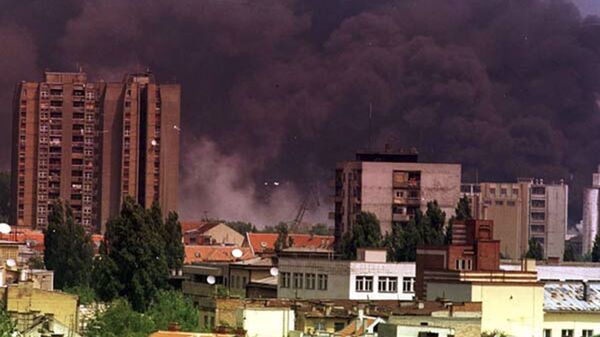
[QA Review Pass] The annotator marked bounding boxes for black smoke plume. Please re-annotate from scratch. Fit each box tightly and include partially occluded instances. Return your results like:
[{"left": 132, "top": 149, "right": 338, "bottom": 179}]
[{"left": 1, "top": 0, "right": 599, "bottom": 224}]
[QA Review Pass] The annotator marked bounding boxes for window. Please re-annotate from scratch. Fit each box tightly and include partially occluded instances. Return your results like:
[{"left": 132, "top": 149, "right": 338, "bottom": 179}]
[
  {"left": 378, "top": 276, "right": 398, "bottom": 293},
  {"left": 507, "top": 201, "right": 516, "bottom": 206},
  {"left": 489, "top": 188, "right": 496, "bottom": 195},
  {"left": 561, "top": 329, "right": 573, "bottom": 337},
  {"left": 532, "top": 199, "right": 545, "bottom": 208},
  {"left": 500, "top": 188, "right": 507, "bottom": 195},
  {"left": 334, "top": 322, "right": 345, "bottom": 331},
  {"left": 318, "top": 274, "right": 328, "bottom": 290},
  {"left": 293, "top": 272, "right": 303, "bottom": 289},
  {"left": 305, "top": 273, "right": 316, "bottom": 290},
  {"left": 280, "top": 272, "right": 290, "bottom": 288},
  {"left": 543, "top": 331, "right": 551, "bottom": 337},
  {"left": 582, "top": 330, "right": 593, "bottom": 337},
  {"left": 495, "top": 200, "right": 504, "bottom": 206},
  {"left": 356, "top": 276, "right": 373, "bottom": 292},
  {"left": 402, "top": 277, "right": 415, "bottom": 293},
  {"left": 532, "top": 186, "right": 546, "bottom": 195},
  {"left": 531, "top": 212, "right": 545, "bottom": 220}
]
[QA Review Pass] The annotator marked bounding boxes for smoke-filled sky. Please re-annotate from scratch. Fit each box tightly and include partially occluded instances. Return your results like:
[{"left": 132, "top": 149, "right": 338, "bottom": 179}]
[{"left": 1, "top": 0, "right": 600, "bottom": 226}]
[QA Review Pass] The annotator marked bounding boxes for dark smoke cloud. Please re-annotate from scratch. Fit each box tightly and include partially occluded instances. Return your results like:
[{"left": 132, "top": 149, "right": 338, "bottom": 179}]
[{"left": 1, "top": 0, "right": 600, "bottom": 225}]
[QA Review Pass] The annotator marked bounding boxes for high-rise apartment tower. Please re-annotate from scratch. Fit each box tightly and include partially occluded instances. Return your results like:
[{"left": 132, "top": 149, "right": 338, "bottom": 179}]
[{"left": 11, "top": 71, "right": 180, "bottom": 233}]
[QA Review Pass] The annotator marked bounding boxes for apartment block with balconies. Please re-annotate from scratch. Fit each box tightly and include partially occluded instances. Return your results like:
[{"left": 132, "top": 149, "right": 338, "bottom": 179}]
[{"left": 333, "top": 151, "right": 461, "bottom": 240}]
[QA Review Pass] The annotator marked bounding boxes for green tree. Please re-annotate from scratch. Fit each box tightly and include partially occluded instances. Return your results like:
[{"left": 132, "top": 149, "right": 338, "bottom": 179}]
[
  {"left": 0, "top": 172, "right": 9, "bottom": 222},
  {"left": 446, "top": 196, "right": 472, "bottom": 244},
  {"left": 44, "top": 201, "right": 94, "bottom": 289},
  {"left": 526, "top": 238, "right": 544, "bottom": 260},
  {"left": 28, "top": 253, "right": 45, "bottom": 269},
  {"left": 147, "top": 290, "right": 200, "bottom": 332},
  {"left": 339, "top": 212, "right": 382, "bottom": 260},
  {"left": 64, "top": 285, "right": 96, "bottom": 305},
  {"left": 86, "top": 300, "right": 155, "bottom": 337},
  {"left": 0, "top": 307, "right": 15, "bottom": 337},
  {"left": 386, "top": 201, "right": 447, "bottom": 262},
  {"left": 95, "top": 197, "right": 170, "bottom": 311},
  {"left": 226, "top": 221, "right": 257, "bottom": 236},
  {"left": 592, "top": 234, "right": 600, "bottom": 262},
  {"left": 162, "top": 210, "right": 185, "bottom": 272},
  {"left": 92, "top": 242, "right": 122, "bottom": 302},
  {"left": 563, "top": 241, "right": 577, "bottom": 262}
]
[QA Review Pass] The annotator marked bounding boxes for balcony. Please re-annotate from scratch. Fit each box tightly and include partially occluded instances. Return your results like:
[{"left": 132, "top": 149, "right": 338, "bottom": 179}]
[
  {"left": 392, "top": 180, "right": 420, "bottom": 189},
  {"left": 393, "top": 196, "right": 420, "bottom": 206}
]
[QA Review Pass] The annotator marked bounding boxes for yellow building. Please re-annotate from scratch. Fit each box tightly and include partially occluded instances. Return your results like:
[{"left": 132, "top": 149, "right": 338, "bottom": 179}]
[
  {"left": 5, "top": 282, "right": 79, "bottom": 333},
  {"left": 543, "top": 282, "right": 600, "bottom": 337},
  {"left": 425, "top": 261, "right": 544, "bottom": 337}
]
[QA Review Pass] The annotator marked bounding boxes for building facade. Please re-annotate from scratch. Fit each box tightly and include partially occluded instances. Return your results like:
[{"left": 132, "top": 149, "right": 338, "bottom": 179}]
[
  {"left": 462, "top": 178, "right": 568, "bottom": 260},
  {"left": 11, "top": 71, "right": 180, "bottom": 233},
  {"left": 277, "top": 249, "right": 416, "bottom": 301},
  {"left": 334, "top": 151, "right": 461, "bottom": 240}
]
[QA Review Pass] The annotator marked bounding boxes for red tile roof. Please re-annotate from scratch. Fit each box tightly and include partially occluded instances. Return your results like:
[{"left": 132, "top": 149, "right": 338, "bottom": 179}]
[
  {"left": 0, "top": 230, "right": 103, "bottom": 253},
  {"left": 244, "top": 233, "right": 334, "bottom": 255},
  {"left": 184, "top": 245, "right": 254, "bottom": 264}
]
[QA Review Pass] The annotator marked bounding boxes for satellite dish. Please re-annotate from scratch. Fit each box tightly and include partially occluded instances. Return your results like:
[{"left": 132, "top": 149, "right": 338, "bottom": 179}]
[
  {"left": 151, "top": 139, "right": 158, "bottom": 147},
  {"left": 206, "top": 275, "right": 216, "bottom": 285},
  {"left": 0, "top": 223, "right": 11, "bottom": 235},
  {"left": 270, "top": 267, "right": 279, "bottom": 277},
  {"left": 232, "top": 248, "right": 243, "bottom": 258},
  {"left": 6, "top": 259, "right": 16, "bottom": 268}
]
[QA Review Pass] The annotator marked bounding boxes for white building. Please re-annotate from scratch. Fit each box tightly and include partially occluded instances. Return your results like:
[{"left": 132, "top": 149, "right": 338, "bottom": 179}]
[
  {"left": 582, "top": 165, "right": 600, "bottom": 254},
  {"left": 278, "top": 249, "right": 416, "bottom": 301}
]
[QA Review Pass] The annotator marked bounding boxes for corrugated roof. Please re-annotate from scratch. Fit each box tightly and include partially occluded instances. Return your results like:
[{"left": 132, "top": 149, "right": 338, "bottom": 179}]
[{"left": 544, "top": 282, "right": 600, "bottom": 312}]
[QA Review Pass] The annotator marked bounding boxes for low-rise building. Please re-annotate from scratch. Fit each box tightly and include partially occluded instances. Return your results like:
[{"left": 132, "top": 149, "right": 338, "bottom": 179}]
[
  {"left": 278, "top": 249, "right": 415, "bottom": 301},
  {"left": 181, "top": 222, "right": 244, "bottom": 246},
  {"left": 378, "top": 323, "right": 455, "bottom": 337},
  {"left": 184, "top": 245, "right": 254, "bottom": 265},
  {"left": 4, "top": 282, "right": 79, "bottom": 333},
  {"left": 543, "top": 282, "right": 600, "bottom": 337}
]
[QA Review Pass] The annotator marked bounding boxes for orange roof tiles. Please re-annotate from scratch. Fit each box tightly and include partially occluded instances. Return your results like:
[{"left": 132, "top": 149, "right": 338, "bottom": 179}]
[
  {"left": 0, "top": 230, "right": 103, "bottom": 253},
  {"left": 184, "top": 245, "right": 254, "bottom": 264},
  {"left": 244, "top": 232, "right": 334, "bottom": 255}
]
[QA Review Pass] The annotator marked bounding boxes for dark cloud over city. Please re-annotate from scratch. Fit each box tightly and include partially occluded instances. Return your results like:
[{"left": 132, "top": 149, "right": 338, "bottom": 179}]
[{"left": 1, "top": 0, "right": 600, "bottom": 225}]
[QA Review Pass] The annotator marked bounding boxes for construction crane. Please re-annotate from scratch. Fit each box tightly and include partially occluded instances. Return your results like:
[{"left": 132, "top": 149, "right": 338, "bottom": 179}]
[{"left": 290, "top": 183, "right": 320, "bottom": 233}]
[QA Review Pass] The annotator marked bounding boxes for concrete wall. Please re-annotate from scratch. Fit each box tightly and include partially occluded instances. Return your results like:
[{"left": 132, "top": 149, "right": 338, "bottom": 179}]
[
  {"left": 278, "top": 257, "right": 349, "bottom": 300},
  {"left": 543, "top": 312, "right": 600, "bottom": 337},
  {"left": 243, "top": 308, "right": 295, "bottom": 337},
  {"left": 478, "top": 182, "right": 529, "bottom": 259},
  {"left": 473, "top": 284, "right": 544, "bottom": 337},
  {"left": 360, "top": 162, "right": 461, "bottom": 234},
  {"left": 545, "top": 184, "right": 568, "bottom": 260},
  {"left": 387, "top": 316, "right": 481, "bottom": 337},
  {"left": 6, "top": 285, "right": 79, "bottom": 332},
  {"left": 349, "top": 262, "right": 415, "bottom": 300},
  {"left": 378, "top": 323, "right": 455, "bottom": 337}
]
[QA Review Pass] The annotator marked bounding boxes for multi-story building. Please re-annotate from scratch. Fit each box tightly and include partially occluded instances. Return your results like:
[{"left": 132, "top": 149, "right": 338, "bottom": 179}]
[
  {"left": 277, "top": 248, "right": 416, "bottom": 301},
  {"left": 582, "top": 165, "right": 600, "bottom": 254},
  {"left": 10, "top": 71, "right": 180, "bottom": 233},
  {"left": 462, "top": 178, "right": 568, "bottom": 260},
  {"left": 333, "top": 151, "right": 461, "bottom": 240}
]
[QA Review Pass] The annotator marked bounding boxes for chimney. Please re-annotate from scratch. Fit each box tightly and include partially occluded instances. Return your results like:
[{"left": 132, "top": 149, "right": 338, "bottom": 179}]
[
  {"left": 583, "top": 281, "right": 590, "bottom": 302},
  {"left": 168, "top": 322, "right": 181, "bottom": 332}
]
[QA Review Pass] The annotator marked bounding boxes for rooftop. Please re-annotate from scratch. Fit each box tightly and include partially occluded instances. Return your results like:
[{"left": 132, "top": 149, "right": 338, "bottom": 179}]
[
  {"left": 184, "top": 245, "right": 253, "bottom": 264},
  {"left": 245, "top": 232, "right": 334, "bottom": 255},
  {"left": 544, "top": 282, "right": 600, "bottom": 312}
]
